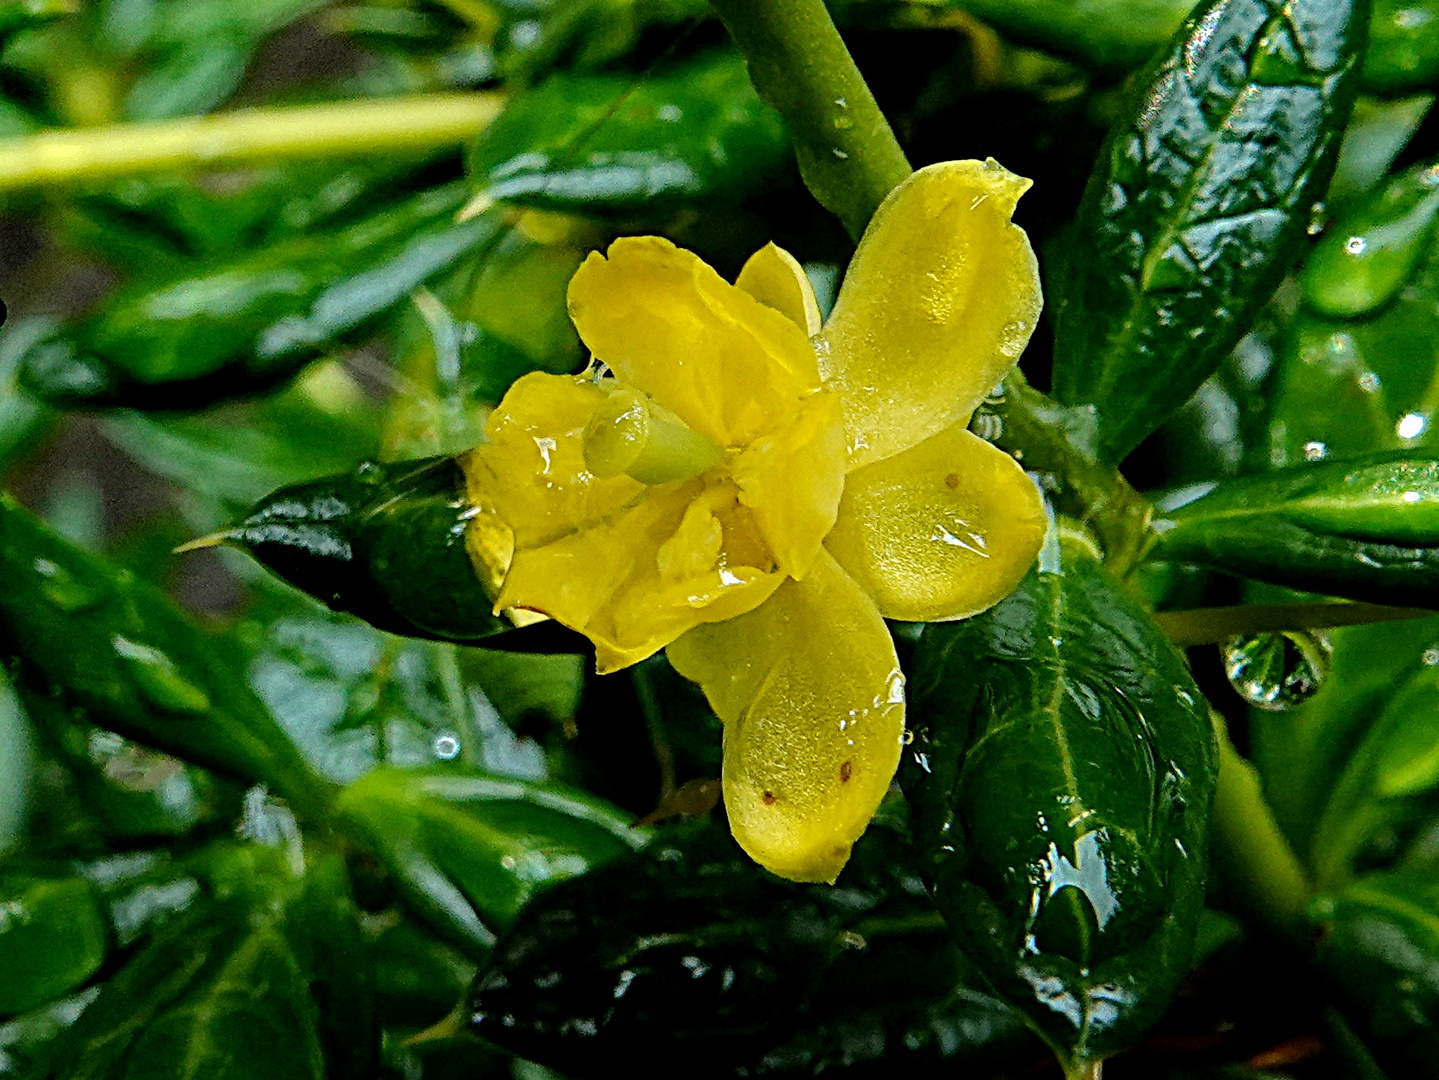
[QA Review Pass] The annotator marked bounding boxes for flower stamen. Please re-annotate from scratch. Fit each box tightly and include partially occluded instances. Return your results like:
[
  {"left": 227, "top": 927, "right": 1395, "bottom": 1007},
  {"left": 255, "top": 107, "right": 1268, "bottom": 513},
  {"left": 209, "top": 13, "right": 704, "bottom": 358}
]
[{"left": 582, "top": 387, "right": 726, "bottom": 485}]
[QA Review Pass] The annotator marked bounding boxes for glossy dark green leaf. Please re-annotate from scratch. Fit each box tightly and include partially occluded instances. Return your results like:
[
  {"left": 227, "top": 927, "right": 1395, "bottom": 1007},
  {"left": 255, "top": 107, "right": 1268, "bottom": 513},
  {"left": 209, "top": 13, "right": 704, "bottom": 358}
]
[
  {"left": 1313, "top": 869, "right": 1439, "bottom": 1076},
  {"left": 336, "top": 765, "right": 645, "bottom": 955},
  {"left": 17, "top": 183, "right": 503, "bottom": 410},
  {"left": 222, "top": 456, "right": 514, "bottom": 645},
  {"left": 1152, "top": 453, "right": 1439, "bottom": 606},
  {"left": 0, "top": 875, "right": 108, "bottom": 1015},
  {"left": 465, "top": 817, "right": 1038, "bottom": 1078},
  {"left": 1050, "top": 0, "right": 1365, "bottom": 463},
  {"left": 903, "top": 537, "right": 1216, "bottom": 1071},
  {"left": 469, "top": 46, "right": 792, "bottom": 221},
  {"left": 0, "top": 496, "right": 334, "bottom": 820}
]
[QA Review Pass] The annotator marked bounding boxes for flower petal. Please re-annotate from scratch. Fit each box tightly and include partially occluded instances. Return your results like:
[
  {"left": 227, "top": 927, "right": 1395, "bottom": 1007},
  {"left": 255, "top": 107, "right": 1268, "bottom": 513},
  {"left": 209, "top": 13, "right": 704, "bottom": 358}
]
[
  {"left": 818, "top": 159, "right": 1042, "bottom": 469},
  {"left": 462, "top": 372, "right": 646, "bottom": 550},
  {"left": 825, "top": 423, "right": 1045, "bottom": 622},
  {"left": 735, "top": 242, "right": 822, "bottom": 335},
  {"left": 498, "top": 478, "right": 784, "bottom": 673},
  {"left": 567, "top": 236, "right": 820, "bottom": 447},
  {"left": 668, "top": 549, "right": 904, "bottom": 883},
  {"left": 729, "top": 390, "right": 846, "bottom": 578}
]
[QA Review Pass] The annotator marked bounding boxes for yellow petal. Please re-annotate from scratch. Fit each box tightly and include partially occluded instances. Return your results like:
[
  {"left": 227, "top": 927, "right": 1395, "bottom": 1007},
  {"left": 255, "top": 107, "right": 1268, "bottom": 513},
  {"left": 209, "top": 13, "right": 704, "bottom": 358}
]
[
  {"left": 729, "top": 390, "right": 846, "bottom": 578},
  {"left": 819, "top": 159, "right": 1042, "bottom": 469},
  {"left": 825, "top": 423, "right": 1045, "bottom": 622},
  {"left": 668, "top": 549, "right": 904, "bottom": 883},
  {"left": 735, "top": 242, "right": 822, "bottom": 335},
  {"left": 498, "top": 479, "right": 784, "bottom": 673},
  {"left": 567, "top": 236, "right": 820, "bottom": 448},
  {"left": 462, "top": 372, "right": 646, "bottom": 550}
]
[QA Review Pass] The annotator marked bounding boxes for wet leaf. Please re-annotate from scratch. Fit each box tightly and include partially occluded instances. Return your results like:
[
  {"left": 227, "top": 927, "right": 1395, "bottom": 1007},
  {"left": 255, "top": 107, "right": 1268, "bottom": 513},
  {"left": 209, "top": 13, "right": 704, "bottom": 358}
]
[
  {"left": 469, "top": 46, "right": 792, "bottom": 221},
  {"left": 464, "top": 817, "right": 1039, "bottom": 1078},
  {"left": 336, "top": 765, "right": 645, "bottom": 955},
  {"left": 1152, "top": 452, "right": 1439, "bottom": 606},
  {"left": 1050, "top": 0, "right": 1366, "bottom": 462},
  {"left": 903, "top": 536, "right": 1216, "bottom": 1071},
  {"left": 0, "top": 496, "right": 334, "bottom": 820}
]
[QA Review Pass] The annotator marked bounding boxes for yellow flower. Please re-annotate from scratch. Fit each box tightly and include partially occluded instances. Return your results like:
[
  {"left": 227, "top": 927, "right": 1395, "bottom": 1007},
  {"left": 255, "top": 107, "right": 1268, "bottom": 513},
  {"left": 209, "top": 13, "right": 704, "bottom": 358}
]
[{"left": 461, "top": 160, "right": 1046, "bottom": 883}]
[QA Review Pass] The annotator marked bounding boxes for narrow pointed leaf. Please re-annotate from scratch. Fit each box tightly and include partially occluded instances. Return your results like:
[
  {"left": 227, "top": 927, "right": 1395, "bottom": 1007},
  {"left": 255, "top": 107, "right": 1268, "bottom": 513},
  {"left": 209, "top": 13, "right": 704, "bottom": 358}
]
[{"left": 1050, "top": 0, "right": 1366, "bottom": 462}]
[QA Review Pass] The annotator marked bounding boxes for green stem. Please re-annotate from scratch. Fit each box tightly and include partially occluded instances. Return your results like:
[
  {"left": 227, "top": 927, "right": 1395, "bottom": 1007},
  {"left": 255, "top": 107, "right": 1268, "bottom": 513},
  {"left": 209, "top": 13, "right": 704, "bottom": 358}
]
[
  {"left": 1211, "top": 717, "right": 1312, "bottom": 944},
  {"left": 1156, "top": 601, "right": 1433, "bottom": 647},
  {"left": 0, "top": 92, "right": 504, "bottom": 193},
  {"left": 987, "top": 371, "right": 1155, "bottom": 574},
  {"left": 707, "top": 0, "right": 910, "bottom": 239}
]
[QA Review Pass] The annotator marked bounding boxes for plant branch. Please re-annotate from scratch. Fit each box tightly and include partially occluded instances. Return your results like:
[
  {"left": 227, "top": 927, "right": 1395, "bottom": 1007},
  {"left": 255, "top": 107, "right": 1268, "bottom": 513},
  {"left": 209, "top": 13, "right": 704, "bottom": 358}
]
[
  {"left": 986, "top": 371, "right": 1155, "bottom": 573},
  {"left": 1156, "top": 601, "right": 1433, "bottom": 647},
  {"left": 0, "top": 93, "right": 504, "bottom": 193},
  {"left": 707, "top": 0, "right": 910, "bottom": 238}
]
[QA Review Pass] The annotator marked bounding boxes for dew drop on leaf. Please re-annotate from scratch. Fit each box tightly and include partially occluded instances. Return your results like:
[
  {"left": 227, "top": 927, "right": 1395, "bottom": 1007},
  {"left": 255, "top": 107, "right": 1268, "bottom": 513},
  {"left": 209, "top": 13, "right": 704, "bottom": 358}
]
[{"left": 1222, "top": 630, "right": 1332, "bottom": 711}]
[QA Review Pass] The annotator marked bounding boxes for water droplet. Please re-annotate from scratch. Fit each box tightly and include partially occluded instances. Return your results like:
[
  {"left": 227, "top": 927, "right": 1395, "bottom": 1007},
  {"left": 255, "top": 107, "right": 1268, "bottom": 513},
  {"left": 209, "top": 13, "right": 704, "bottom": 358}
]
[
  {"left": 32, "top": 557, "right": 101, "bottom": 612},
  {"left": 832, "top": 148, "right": 849, "bottom": 160},
  {"left": 1222, "top": 631, "right": 1332, "bottom": 711},
  {"left": 1345, "top": 235, "right": 1368, "bottom": 255},
  {"left": 112, "top": 636, "right": 212, "bottom": 717},
  {"left": 1303, "top": 441, "right": 1327, "bottom": 461},
  {"left": 1307, "top": 202, "right": 1328, "bottom": 235},
  {"left": 1358, "top": 371, "right": 1380, "bottom": 392},
  {"left": 354, "top": 460, "right": 384, "bottom": 487},
  {"left": 433, "top": 732, "right": 461, "bottom": 760},
  {"left": 1424, "top": 647, "right": 1439, "bottom": 666},
  {"left": 900, "top": 730, "right": 915, "bottom": 745},
  {"left": 1399, "top": 412, "right": 1428, "bottom": 440}
]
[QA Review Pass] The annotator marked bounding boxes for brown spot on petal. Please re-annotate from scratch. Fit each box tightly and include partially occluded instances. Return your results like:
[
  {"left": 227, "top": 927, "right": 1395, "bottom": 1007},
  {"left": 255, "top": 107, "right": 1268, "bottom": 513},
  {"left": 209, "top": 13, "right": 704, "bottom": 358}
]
[
  {"left": 944, "top": 473, "right": 960, "bottom": 489},
  {"left": 761, "top": 791, "right": 777, "bottom": 805},
  {"left": 839, "top": 761, "right": 853, "bottom": 783}
]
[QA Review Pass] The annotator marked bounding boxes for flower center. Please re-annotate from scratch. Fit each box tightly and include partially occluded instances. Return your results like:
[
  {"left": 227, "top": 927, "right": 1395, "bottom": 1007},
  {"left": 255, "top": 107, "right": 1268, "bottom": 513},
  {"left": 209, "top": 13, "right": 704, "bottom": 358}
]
[{"left": 582, "top": 386, "right": 725, "bottom": 485}]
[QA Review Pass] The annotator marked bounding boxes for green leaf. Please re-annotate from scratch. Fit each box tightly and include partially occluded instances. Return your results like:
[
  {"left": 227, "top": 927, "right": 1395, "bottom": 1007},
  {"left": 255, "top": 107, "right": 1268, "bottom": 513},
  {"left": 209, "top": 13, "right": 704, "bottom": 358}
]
[
  {"left": 336, "top": 765, "right": 646, "bottom": 954},
  {"left": 469, "top": 46, "right": 792, "bottom": 221},
  {"left": 1362, "top": 0, "right": 1439, "bottom": 95},
  {"left": 0, "top": 317, "right": 58, "bottom": 478},
  {"left": 903, "top": 536, "right": 1216, "bottom": 1072},
  {"left": 465, "top": 817, "right": 1038, "bottom": 1077},
  {"left": 237, "top": 578, "right": 554, "bottom": 784},
  {"left": 943, "top": 0, "right": 1192, "bottom": 71},
  {"left": 1313, "top": 869, "right": 1439, "bottom": 1076},
  {"left": 1309, "top": 656, "right": 1439, "bottom": 888},
  {"left": 1152, "top": 452, "right": 1439, "bottom": 605},
  {"left": 948, "top": 0, "right": 1438, "bottom": 96},
  {"left": 0, "top": 990, "right": 97, "bottom": 1080},
  {"left": 0, "top": 875, "right": 108, "bottom": 1015},
  {"left": 0, "top": 496, "right": 334, "bottom": 820},
  {"left": 496, "top": 0, "right": 709, "bottom": 82},
  {"left": 0, "top": 674, "right": 32, "bottom": 856},
  {"left": 41, "top": 844, "right": 376, "bottom": 1080},
  {"left": 102, "top": 365, "right": 383, "bottom": 521},
  {"left": 1303, "top": 156, "right": 1439, "bottom": 320},
  {"left": 17, "top": 183, "right": 504, "bottom": 410},
  {"left": 1248, "top": 616, "right": 1439, "bottom": 866},
  {"left": 221, "top": 456, "right": 517, "bottom": 646},
  {"left": 1327, "top": 95, "right": 1433, "bottom": 214},
  {"left": 1050, "top": 0, "right": 1366, "bottom": 463}
]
